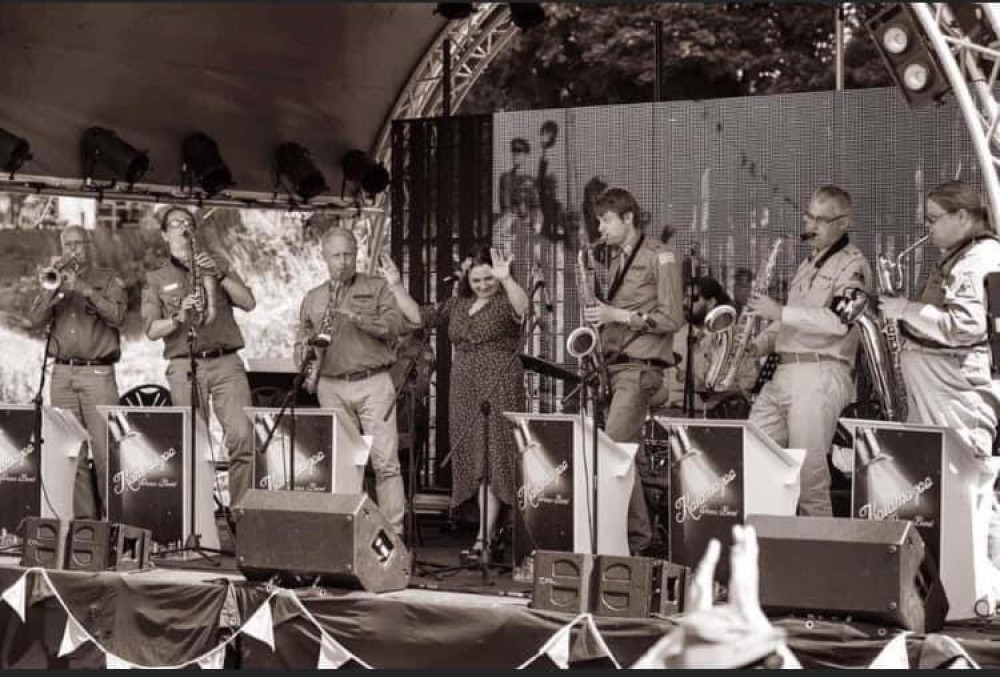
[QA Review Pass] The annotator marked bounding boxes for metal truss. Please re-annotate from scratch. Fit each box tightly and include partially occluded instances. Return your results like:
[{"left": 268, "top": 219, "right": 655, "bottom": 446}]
[
  {"left": 914, "top": 3, "right": 1000, "bottom": 231},
  {"left": 371, "top": 3, "right": 516, "bottom": 210}
]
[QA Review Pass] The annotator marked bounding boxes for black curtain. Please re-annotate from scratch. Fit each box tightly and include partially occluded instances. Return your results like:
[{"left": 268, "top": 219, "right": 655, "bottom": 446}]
[{"left": 391, "top": 114, "right": 493, "bottom": 489}]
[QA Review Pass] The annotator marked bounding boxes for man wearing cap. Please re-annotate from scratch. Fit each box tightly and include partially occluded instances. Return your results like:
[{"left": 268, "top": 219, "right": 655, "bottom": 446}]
[
  {"left": 746, "top": 185, "right": 873, "bottom": 516},
  {"left": 27, "top": 225, "right": 125, "bottom": 519},
  {"left": 141, "top": 206, "right": 256, "bottom": 509},
  {"left": 294, "top": 227, "right": 410, "bottom": 536},
  {"left": 495, "top": 137, "right": 541, "bottom": 284}
]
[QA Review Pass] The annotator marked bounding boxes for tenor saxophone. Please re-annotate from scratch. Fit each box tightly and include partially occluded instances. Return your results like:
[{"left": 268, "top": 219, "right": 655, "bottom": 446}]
[
  {"left": 303, "top": 280, "right": 342, "bottom": 394},
  {"left": 704, "top": 238, "right": 783, "bottom": 392},
  {"left": 836, "top": 235, "right": 929, "bottom": 422},
  {"left": 184, "top": 226, "right": 218, "bottom": 326},
  {"left": 566, "top": 238, "right": 611, "bottom": 404}
]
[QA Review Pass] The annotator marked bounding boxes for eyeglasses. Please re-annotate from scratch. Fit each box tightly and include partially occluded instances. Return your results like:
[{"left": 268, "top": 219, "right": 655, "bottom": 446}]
[
  {"left": 924, "top": 211, "right": 954, "bottom": 225},
  {"left": 166, "top": 218, "right": 193, "bottom": 230},
  {"left": 803, "top": 212, "right": 848, "bottom": 225}
]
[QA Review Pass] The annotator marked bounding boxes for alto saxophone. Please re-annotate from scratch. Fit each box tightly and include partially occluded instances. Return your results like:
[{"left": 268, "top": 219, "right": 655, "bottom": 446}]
[
  {"left": 837, "top": 235, "right": 929, "bottom": 422},
  {"left": 566, "top": 238, "right": 611, "bottom": 404},
  {"left": 303, "top": 280, "right": 342, "bottom": 394},
  {"left": 704, "top": 238, "right": 783, "bottom": 392},
  {"left": 184, "top": 227, "right": 218, "bottom": 327}
]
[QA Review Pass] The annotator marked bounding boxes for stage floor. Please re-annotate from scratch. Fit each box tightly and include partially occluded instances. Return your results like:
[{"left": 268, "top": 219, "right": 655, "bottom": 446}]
[{"left": 3, "top": 520, "right": 1000, "bottom": 669}]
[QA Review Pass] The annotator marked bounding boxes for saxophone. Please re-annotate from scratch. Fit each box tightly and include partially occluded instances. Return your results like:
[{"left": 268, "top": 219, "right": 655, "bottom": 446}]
[
  {"left": 184, "top": 226, "right": 218, "bottom": 327},
  {"left": 836, "top": 235, "right": 929, "bottom": 422},
  {"left": 566, "top": 237, "right": 611, "bottom": 404},
  {"left": 303, "top": 280, "right": 342, "bottom": 394},
  {"left": 705, "top": 238, "right": 783, "bottom": 392}
]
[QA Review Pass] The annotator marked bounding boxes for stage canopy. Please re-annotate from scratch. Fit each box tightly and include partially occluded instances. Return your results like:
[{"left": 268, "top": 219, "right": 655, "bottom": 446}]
[{"left": 0, "top": 2, "right": 445, "bottom": 196}]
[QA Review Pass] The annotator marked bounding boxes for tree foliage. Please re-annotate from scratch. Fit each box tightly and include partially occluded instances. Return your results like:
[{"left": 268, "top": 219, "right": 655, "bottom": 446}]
[{"left": 460, "top": 2, "right": 892, "bottom": 114}]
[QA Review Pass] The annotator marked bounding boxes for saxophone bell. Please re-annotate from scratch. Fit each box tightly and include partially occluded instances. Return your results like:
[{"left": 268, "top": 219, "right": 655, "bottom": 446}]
[
  {"left": 566, "top": 325, "right": 599, "bottom": 359},
  {"left": 703, "top": 304, "right": 737, "bottom": 333}
]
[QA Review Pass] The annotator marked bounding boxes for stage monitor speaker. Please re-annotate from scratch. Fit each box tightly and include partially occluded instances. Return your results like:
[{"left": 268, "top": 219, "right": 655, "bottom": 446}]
[
  {"left": 531, "top": 550, "right": 594, "bottom": 614},
  {"left": 66, "top": 520, "right": 114, "bottom": 571},
  {"left": 593, "top": 554, "right": 657, "bottom": 618},
  {"left": 747, "top": 515, "right": 949, "bottom": 632},
  {"left": 986, "top": 271, "right": 1000, "bottom": 378},
  {"left": 233, "top": 489, "right": 410, "bottom": 593},
  {"left": 20, "top": 517, "right": 67, "bottom": 569}
]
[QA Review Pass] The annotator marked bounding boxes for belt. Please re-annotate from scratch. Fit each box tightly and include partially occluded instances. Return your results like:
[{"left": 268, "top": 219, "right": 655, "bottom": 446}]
[
  {"left": 777, "top": 352, "right": 848, "bottom": 366},
  {"left": 606, "top": 355, "right": 673, "bottom": 369},
  {"left": 193, "top": 347, "right": 239, "bottom": 360},
  {"left": 55, "top": 357, "right": 117, "bottom": 366},
  {"left": 333, "top": 366, "right": 389, "bottom": 383}
]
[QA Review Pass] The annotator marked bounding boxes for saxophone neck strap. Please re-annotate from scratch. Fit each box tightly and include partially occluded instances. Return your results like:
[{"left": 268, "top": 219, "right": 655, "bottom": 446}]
[
  {"left": 607, "top": 234, "right": 645, "bottom": 303},
  {"left": 169, "top": 254, "right": 191, "bottom": 272},
  {"left": 811, "top": 233, "right": 850, "bottom": 272}
]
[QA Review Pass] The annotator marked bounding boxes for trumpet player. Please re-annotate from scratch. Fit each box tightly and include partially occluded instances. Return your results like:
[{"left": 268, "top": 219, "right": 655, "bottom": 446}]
[
  {"left": 879, "top": 180, "right": 1000, "bottom": 468},
  {"left": 293, "top": 228, "right": 410, "bottom": 537},
  {"left": 140, "top": 206, "right": 256, "bottom": 509},
  {"left": 586, "top": 188, "right": 684, "bottom": 556},
  {"left": 745, "top": 185, "right": 873, "bottom": 517},
  {"left": 26, "top": 225, "right": 126, "bottom": 519}
]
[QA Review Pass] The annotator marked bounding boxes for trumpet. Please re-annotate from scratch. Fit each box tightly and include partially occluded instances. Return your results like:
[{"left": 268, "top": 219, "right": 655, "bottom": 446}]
[{"left": 39, "top": 254, "right": 80, "bottom": 291}]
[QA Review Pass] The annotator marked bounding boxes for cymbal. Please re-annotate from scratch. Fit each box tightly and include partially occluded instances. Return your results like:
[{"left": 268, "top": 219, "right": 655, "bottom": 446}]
[{"left": 519, "top": 353, "right": 581, "bottom": 384}]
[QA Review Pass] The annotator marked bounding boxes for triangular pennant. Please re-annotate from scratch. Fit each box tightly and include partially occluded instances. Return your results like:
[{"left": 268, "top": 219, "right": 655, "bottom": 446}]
[
  {"left": 196, "top": 645, "right": 227, "bottom": 670},
  {"left": 919, "top": 634, "right": 980, "bottom": 669},
  {"left": 317, "top": 632, "right": 352, "bottom": 669},
  {"left": 242, "top": 599, "right": 275, "bottom": 651},
  {"left": 58, "top": 615, "right": 90, "bottom": 658},
  {"left": 869, "top": 631, "right": 911, "bottom": 669},
  {"left": 1, "top": 572, "right": 28, "bottom": 622},
  {"left": 581, "top": 615, "right": 620, "bottom": 668},
  {"left": 774, "top": 643, "right": 803, "bottom": 669},
  {"left": 540, "top": 619, "right": 575, "bottom": 669},
  {"left": 105, "top": 652, "right": 135, "bottom": 669},
  {"left": 219, "top": 581, "right": 240, "bottom": 629}
]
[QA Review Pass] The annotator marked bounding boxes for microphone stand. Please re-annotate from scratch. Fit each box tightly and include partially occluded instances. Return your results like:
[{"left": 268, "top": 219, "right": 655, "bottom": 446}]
[
  {"left": 436, "top": 313, "right": 538, "bottom": 585},
  {"left": 682, "top": 268, "right": 698, "bottom": 418},
  {"left": 257, "top": 357, "right": 312, "bottom": 492},
  {"left": 560, "top": 353, "right": 601, "bottom": 556},
  {"left": 382, "top": 325, "right": 447, "bottom": 576}
]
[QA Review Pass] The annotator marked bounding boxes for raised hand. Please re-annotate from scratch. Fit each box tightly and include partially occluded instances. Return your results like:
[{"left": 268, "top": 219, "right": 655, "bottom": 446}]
[
  {"left": 728, "top": 524, "right": 770, "bottom": 630},
  {"left": 380, "top": 252, "right": 402, "bottom": 287},
  {"left": 195, "top": 251, "right": 219, "bottom": 275},
  {"left": 490, "top": 247, "right": 512, "bottom": 280},
  {"left": 688, "top": 537, "right": 721, "bottom": 613}
]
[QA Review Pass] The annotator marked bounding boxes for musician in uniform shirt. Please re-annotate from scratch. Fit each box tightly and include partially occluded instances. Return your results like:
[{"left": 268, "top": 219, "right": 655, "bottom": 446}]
[
  {"left": 880, "top": 180, "right": 1000, "bottom": 458},
  {"left": 294, "top": 228, "right": 410, "bottom": 536},
  {"left": 27, "top": 225, "right": 125, "bottom": 519},
  {"left": 141, "top": 207, "right": 256, "bottom": 509},
  {"left": 584, "top": 187, "right": 684, "bottom": 556},
  {"left": 746, "top": 185, "right": 873, "bottom": 516}
]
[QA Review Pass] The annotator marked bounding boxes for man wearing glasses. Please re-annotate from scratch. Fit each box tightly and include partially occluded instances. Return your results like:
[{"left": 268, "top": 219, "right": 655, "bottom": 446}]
[
  {"left": 27, "top": 225, "right": 126, "bottom": 519},
  {"left": 141, "top": 207, "right": 256, "bottom": 513},
  {"left": 744, "top": 186, "right": 873, "bottom": 516}
]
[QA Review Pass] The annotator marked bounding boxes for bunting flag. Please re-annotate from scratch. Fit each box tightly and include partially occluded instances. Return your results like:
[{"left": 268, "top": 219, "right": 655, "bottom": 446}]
[
  {"left": 317, "top": 632, "right": 353, "bottom": 669},
  {"left": 242, "top": 599, "right": 275, "bottom": 651},
  {"left": 774, "top": 643, "right": 803, "bottom": 669},
  {"left": 196, "top": 645, "right": 227, "bottom": 670},
  {"left": 516, "top": 613, "right": 587, "bottom": 669},
  {"left": 582, "top": 614, "right": 621, "bottom": 668},
  {"left": 918, "top": 634, "right": 981, "bottom": 669},
  {"left": 58, "top": 615, "right": 91, "bottom": 658},
  {"left": 869, "top": 631, "right": 912, "bottom": 669},
  {"left": 1, "top": 572, "right": 28, "bottom": 622},
  {"left": 105, "top": 652, "right": 136, "bottom": 670}
]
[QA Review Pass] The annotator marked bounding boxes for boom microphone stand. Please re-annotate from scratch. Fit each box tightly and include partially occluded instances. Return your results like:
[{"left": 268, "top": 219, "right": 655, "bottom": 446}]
[
  {"left": 682, "top": 254, "right": 698, "bottom": 418},
  {"left": 257, "top": 357, "right": 313, "bottom": 491}
]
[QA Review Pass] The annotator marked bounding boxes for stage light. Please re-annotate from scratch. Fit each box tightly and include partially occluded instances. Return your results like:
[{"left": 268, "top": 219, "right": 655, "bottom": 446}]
[
  {"left": 341, "top": 149, "right": 368, "bottom": 183},
  {"left": 435, "top": 3, "right": 473, "bottom": 20},
  {"left": 273, "top": 142, "right": 328, "bottom": 202},
  {"left": 361, "top": 161, "right": 390, "bottom": 197},
  {"left": 0, "top": 128, "right": 32, "bottom": 175},
  {"left": 866, "top": 4, "right": 950, "bottom": 107},
  {"left": 510, "top": 3, "right": 546, "bottom": 30},
  {"left": 80, "top": 127, "right": 150, "bottom": 186},
  {"left": 182, "top": 132, "right": 233, "bottom": 197}
]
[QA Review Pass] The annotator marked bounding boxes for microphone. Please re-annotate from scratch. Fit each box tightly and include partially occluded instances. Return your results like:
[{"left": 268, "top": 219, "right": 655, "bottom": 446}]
[{"left": 532, "top": 278, "right": 554, "bottom": 312}]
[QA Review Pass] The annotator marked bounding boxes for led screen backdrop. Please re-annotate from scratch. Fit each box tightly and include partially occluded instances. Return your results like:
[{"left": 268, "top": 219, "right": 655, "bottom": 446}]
[{"left": 491, "top": 86, "right": 979, "bottom": 411}]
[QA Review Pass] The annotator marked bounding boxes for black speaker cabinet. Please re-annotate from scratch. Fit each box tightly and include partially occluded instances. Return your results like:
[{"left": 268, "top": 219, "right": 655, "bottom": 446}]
[
  {"left": 986, "top": 271, "right": 1000, "bottom": 378},
  {"left": 233, "top": 490, "right": 410, "bottom": 593},
  {"left": 113, "top": 524, "right": 152, "bottom": 572},
  {"left": 65, "top": 520, "right": 114, "bottom": 571},
  {"left": 747, "top": 515, "right": 949, "bottom": 632},
  {"left": 654, "top": 561, "right": 690, "bottom": 617},
  {"left": 593, "top": 554, "right": 657, "bottom": 618},
  {"left": 20, "top": 518, "right": 67, "bottom": 569},
  {"left": 531, "top": 550, "right": 594, "bottom": 613}
]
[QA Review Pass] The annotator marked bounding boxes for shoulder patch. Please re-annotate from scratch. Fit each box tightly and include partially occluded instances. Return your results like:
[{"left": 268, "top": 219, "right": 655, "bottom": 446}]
[
  {"left": 951, "top": 271, "right": 978, "bottom": 299},
  {"left": 658, "top": 251, "right": 675, "bottom": 265},
  {"left": 112, "top": 277, "right": 125, "bottom": 287}
]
